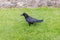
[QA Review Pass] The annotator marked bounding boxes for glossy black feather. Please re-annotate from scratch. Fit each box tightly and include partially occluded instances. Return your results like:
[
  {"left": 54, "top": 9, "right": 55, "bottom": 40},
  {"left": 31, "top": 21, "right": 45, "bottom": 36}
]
[{"left": 21, "top": 13, "right": 43, "bottom": 26}]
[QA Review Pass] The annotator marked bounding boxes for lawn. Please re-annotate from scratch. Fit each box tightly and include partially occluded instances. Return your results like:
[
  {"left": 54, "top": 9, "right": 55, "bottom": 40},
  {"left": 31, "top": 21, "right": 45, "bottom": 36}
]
[{"left": 0, "top": 7, "right": 60, "bottom": 40}]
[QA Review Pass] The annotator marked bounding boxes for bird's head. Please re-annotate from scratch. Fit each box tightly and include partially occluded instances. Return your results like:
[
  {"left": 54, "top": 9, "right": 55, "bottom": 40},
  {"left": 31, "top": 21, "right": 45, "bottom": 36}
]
[
  {"left": 21, "top": 13, "right": 27, "bottom": 16},
  {"left": 21, "top": 13, "right": 29, "bottom": 18}
]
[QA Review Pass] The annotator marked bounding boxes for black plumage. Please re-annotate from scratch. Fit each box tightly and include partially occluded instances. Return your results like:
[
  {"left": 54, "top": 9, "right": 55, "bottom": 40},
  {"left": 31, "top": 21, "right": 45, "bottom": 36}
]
[{"left": 21, "top": 13, "right": 43, "bottom": 26}]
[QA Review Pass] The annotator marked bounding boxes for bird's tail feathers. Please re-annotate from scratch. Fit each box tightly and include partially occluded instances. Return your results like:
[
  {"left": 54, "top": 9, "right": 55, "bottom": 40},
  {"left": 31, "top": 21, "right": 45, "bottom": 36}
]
[{"left": 36, "top": 20, "right": 43, "bottom": 22}]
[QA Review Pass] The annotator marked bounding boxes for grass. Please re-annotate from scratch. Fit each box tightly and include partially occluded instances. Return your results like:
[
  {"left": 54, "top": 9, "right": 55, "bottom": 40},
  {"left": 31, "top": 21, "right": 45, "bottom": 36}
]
[{"left": 0, "top": 7, "right": 60, "bottom": 40}]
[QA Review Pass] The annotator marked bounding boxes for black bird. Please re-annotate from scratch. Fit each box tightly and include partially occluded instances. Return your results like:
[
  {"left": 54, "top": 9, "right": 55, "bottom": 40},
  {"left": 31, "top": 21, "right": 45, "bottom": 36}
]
[{"left": 21, "top": 13, "right": 43, "bottom": 26}]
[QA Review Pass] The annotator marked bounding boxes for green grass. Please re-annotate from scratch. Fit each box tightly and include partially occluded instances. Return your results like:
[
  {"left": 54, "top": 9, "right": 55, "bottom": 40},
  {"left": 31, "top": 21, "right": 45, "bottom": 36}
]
[{"left": 0, "top": 7, "right": 60, "bottom": 40}]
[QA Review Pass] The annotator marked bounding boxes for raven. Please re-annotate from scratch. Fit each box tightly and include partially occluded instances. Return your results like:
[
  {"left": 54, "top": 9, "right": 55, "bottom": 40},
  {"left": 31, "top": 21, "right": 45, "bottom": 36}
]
[{"left": 21, "top": 13, "right": 43, "bottom": 26}]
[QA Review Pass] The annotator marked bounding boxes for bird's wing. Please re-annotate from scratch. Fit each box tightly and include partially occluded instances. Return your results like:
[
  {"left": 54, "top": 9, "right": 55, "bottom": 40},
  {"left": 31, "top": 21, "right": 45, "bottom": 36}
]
[{"left": 26, "top": 17, "right": 37, "bottom": 23}]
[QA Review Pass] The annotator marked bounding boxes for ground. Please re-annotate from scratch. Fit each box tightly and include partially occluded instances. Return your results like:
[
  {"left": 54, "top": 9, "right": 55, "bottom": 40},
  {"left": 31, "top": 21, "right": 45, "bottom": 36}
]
[{"left": 0, "top": 7, "right": 60, "bottom": 40}]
